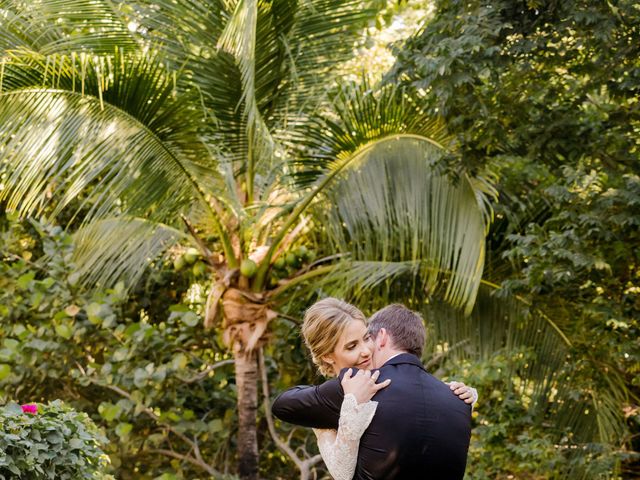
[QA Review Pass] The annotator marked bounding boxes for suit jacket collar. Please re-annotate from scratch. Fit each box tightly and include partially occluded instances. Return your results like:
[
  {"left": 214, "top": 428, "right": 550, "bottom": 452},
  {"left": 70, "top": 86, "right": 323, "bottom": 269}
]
[{"left": 381, "top": 352, "right": 426, "bottom": 371}]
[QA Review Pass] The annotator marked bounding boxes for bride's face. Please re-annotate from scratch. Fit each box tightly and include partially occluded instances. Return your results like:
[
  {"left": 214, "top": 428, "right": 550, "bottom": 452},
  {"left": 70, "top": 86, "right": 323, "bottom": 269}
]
[{"left": 323, "top": 320, "right": 373, "bottom": 376}]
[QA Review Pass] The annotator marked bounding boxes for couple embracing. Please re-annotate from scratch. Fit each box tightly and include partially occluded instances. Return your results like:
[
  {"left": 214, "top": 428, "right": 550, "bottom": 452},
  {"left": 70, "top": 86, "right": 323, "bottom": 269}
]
[{"left": 272, "top": 298, "right": 476, "bottom": 480}]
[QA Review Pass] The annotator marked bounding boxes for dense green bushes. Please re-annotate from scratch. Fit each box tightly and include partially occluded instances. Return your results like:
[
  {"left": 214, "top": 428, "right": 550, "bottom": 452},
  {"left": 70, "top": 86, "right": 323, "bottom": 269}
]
[
  {"left": 390, "top": 1, "right": 640, "bottom": 476},
  {"left": 2, "top": 215, "right": 636, "bottom": 478},
  {"left": 1, "top": 0, "right": 638, "bottom": 477},
  {"left": 0, "top": 400, "right": 110, "bottom": 479},
  {"left": 0, "top": 218, "right": 241, "bottom": 478}
]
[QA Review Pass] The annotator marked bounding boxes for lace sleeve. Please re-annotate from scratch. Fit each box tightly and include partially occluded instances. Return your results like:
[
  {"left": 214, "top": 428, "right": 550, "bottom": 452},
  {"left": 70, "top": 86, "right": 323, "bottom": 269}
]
[{"left": 313, "top": 393, "right": 377, "bottom": 480}]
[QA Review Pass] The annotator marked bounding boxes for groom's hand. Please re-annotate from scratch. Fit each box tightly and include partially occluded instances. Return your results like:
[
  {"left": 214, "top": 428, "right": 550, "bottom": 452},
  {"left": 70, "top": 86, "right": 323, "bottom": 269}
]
[{"left": 341, "top": 368, "right": 391, "bottom": 404}]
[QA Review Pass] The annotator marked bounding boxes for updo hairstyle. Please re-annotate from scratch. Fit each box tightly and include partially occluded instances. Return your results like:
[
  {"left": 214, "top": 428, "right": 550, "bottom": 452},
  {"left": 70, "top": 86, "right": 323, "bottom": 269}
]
[{"left": 301, "top": 298, "right": 367, "bottom": 377}]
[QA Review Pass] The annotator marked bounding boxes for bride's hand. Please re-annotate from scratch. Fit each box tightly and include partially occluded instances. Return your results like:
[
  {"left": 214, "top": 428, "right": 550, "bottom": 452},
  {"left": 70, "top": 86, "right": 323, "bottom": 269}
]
[
  {"left": 341, "top": 369, "right": 391, "bottom": 404},
  {"left": 448, "top": 381, "right": 478, "bottom": 405}
]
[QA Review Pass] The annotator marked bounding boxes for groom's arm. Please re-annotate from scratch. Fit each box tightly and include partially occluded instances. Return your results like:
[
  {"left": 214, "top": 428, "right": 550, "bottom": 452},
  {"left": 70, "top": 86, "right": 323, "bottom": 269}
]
[{"left": 271, "top": 377, "right": 344, "bottom": 429}]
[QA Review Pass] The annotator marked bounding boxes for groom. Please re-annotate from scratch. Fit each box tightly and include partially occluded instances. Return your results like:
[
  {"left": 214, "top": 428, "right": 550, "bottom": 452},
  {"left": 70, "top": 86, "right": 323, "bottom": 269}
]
[{"left": 272, "top": 304, "right": 472, "bottom": 479}]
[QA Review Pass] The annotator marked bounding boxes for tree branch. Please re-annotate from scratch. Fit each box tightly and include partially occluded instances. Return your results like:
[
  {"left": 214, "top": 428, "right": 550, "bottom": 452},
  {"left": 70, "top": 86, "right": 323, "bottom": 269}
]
[
  {"left": 258, "top": 349, "right": 323, "bottom": 478},
  {"left": 148, "top": 449, "right": 219, "bottom": 476},
  {"left": 77, "top": 367, "right": 218, "bottom": 476},
  {"left": 177, "top": 359, "right": 235, "bottom": 384}
]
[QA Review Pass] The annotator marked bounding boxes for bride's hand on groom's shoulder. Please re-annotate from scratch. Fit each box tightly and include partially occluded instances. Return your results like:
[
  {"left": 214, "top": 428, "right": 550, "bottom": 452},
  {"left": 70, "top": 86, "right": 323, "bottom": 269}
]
[
  {"left": 341, "top": 369, "right": 391, "bottom": 404},
  {"left": 448, "top": 381, "right": 478, "bottom": 405}
]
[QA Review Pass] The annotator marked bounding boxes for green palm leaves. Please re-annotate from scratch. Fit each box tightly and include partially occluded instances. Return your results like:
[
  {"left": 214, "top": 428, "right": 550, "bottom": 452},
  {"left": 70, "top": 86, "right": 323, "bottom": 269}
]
[
  {"left": 0, "top": 48, "right": 222, "bottom": 288},
  {"left": 291, "top": 82, "right": 491, "bottom": 313},
  {"left": 421, "top": 285, "right": 629, "bottom": 479},
  {"left": 0, "top": 1, "right": 494, "bottom": 477}
]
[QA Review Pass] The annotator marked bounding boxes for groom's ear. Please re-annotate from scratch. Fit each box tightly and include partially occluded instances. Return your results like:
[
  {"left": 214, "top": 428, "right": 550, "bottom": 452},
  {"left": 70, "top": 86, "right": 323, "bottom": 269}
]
[{"left": 377, "top": 328, "right": 388, "bottom": 349}]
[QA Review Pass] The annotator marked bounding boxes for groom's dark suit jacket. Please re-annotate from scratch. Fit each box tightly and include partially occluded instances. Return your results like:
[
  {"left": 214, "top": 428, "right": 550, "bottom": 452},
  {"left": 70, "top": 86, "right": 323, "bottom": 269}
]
[{"left": 272, "top": 353, "right": 471, "bottom": 480}]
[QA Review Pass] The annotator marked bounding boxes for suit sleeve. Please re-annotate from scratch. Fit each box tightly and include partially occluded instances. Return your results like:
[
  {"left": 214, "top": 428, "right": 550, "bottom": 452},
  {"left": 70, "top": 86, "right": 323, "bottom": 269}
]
[{"left": 271, "top": 377, "right": 344, "bottom": 429}]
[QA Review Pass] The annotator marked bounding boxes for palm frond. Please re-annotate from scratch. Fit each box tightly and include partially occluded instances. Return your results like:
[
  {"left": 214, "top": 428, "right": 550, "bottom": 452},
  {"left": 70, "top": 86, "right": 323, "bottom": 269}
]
[
  {"left": 312, "top": 137, "right": 489, "bottom": 314},
  {"left": 254, "top": 81, "right": 469, "bottom": 288},
  {"left": 133, "top": 0, "right": 284, "bottom": 205},
  {"left": 316, "top": 260, "right": 420, "bottom": 296},
  {"left": 0, "top": 47, "right": 230, "bottom": 227},
  {"left": 0, "top": 86, "right": 205, "bottom": 224},
  {"left": 420, "top": 286, "right": 628, "bottom": 463},
  {"left": 254, "top": 81, "right": 490, "bottom": 311},
  {"left": 275, "top": 0, "right": 378, "bottom": 117},
  {"left": 121, "top": 0, "right": 227, "bottom": 66},
  {"left": 0, "top": 0, "right": 137, "bottom": 54},
  {"left": 291, "top": 80, "right": 453, "bottom": 187},
  {"left": 72, "top": 217, "right": 187, "bottom": 289},
  {"left": 216, "top": 0, "right": 277, "bottom": 203}
]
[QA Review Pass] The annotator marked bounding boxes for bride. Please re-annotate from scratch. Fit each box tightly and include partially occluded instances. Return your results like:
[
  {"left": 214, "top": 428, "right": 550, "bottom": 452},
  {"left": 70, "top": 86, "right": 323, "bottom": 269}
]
[{"left": 299, "top": 298, "right": 477, "bottom": 480}]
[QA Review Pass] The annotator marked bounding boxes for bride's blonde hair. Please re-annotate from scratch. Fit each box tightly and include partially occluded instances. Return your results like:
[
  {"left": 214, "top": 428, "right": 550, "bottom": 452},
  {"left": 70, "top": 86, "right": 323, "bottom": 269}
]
[{"left": 302, "top": 298, "right": 367, "bottom": 377}]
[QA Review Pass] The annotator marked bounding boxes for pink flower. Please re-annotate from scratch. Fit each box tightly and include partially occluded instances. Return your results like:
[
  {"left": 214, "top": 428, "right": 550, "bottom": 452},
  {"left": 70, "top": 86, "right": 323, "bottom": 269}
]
[{"left": 21, "top": 403, "right": 38, "bottom": 414}]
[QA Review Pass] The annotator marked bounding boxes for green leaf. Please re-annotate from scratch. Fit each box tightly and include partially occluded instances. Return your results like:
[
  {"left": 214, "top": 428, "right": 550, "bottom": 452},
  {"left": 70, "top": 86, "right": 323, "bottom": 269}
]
[
  {"left": 46, "top": 431, "right": 63, "bottom": 444},
  {"left": 5, "top": 402, "right": 22, "bottom": 414},
  {"left": 171, "top": 353, "right": 188, "bottom": 370},
  {"left": 12, "top": 324, "right": 28, "bottom": 340},
  {"left": 86, "top": 302, "right": 103, "bottom": 325},
  {"left": 0, "top": 364, "right": 12, "bottom": 380},
  {"left": 40, "top": 277, "right": 55, "bottom": 289},
  {"left": 17, "top": 272, "right": 35, "bottom": 289},
  {"left": 124, "top": 323, "right": 141, "bottom": 338},
  {"left": 98, "top": 403, "right": 121, "bottom": 422},
  {"left": 154, "top": 474, "right": 179, "bottom": 480},
  {"left": 3, "top": 339, "right": 19, "bottom": 352},
  {"left": 180, "top": 311, "right": 199, "bottom": 327},
  {"left": 115, "top": 422, "right": 133, "bottom": 438},
  {"left": 69, "top": 437, "right": 84, "bottom": 449},
  {"left": 133, "top": 368, "right": 148, "bottom": 388},
  {"left": 112, "top": 347, "right": 129, "bottom": 362},
  {"left": 209, "top": 419, "right": 223, "bottom": 433},
  {"left": 53, "top": 310, "right": 70, "bottom": 320},
  {"left": 54, "top": 324, "right": 73, "bottom": 340}
]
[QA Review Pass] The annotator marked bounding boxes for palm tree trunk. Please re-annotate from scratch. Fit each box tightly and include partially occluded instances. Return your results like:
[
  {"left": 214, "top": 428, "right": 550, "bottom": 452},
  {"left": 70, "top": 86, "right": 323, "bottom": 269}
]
[
  {"left": 223, "top": 288, "right": 269, "bottom": 479},
  {"left": 235, "top": 349, "right": 259, "bottom": 480}
]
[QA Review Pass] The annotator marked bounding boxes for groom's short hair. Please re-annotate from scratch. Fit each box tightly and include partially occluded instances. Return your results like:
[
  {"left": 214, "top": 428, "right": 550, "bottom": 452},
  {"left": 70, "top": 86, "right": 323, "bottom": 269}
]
[{"left": 368, "top": 304, "right": 426, "bottom": 358}]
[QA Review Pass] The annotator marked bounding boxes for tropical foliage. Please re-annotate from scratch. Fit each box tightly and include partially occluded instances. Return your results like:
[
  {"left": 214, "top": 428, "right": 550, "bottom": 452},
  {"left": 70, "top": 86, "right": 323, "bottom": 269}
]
[
  {"left": 389, "top": 0, "right": 640, "bottom": 477},
  {"left": 0, "top": 217, "right": 241, "bottom": 478},
  {"left": 0, "top": 0, "right": 638, "bottom": 478},
  {"left": 0, "top": 0, "right": 490, "bottom": 479},
  {"left": 0, "top": 399, "right": 110, "bottom": 479}
]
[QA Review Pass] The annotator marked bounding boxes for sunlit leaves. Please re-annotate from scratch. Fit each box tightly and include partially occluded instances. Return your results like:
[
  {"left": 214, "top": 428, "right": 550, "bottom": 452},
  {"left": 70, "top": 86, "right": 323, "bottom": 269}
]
[{"left": 315, "top": 138, "right": 489, "bottom": 314}]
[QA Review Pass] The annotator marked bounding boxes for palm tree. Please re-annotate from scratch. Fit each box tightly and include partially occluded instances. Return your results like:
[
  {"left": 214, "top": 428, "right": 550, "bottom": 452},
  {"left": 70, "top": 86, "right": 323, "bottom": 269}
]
[{"left": 0, "top": 1, "right": 491, "bottom": 477}]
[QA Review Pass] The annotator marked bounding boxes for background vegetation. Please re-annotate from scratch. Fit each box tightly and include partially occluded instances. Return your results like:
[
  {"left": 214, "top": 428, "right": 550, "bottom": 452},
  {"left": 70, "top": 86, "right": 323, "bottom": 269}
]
[{"left": 0, "top": 0, "right": 638, "bottom": 479}]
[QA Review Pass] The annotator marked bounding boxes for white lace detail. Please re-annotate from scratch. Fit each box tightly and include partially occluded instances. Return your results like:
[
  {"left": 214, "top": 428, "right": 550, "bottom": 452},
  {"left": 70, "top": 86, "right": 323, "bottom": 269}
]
[{"left": 313, "top": 393, "right": 377, "bottom": 480}]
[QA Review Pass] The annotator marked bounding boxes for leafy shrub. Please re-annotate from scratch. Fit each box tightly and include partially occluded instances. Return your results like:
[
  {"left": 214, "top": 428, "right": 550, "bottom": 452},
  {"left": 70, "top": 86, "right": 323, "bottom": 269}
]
[
  {"left": 0, "top": 217, "right": 239, "bottom": 478},
  {"left": 0, "top": 400, "right": 111, "bottom": 479}
]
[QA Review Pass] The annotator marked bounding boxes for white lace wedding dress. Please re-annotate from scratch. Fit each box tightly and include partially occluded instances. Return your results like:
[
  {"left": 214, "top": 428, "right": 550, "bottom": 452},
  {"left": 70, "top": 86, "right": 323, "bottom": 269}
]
[{"left": 312, "top": 393, "right": 378, "bottom": 480}]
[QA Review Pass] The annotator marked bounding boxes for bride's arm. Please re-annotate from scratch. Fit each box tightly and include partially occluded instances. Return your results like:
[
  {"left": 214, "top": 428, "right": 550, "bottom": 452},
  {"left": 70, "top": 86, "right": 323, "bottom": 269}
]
[
  {"left": 314, "top": 394, "right": 377, "bottom": 480},
  {"left": 314, "top": 370, "right": 389, "bottom": 480}
]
